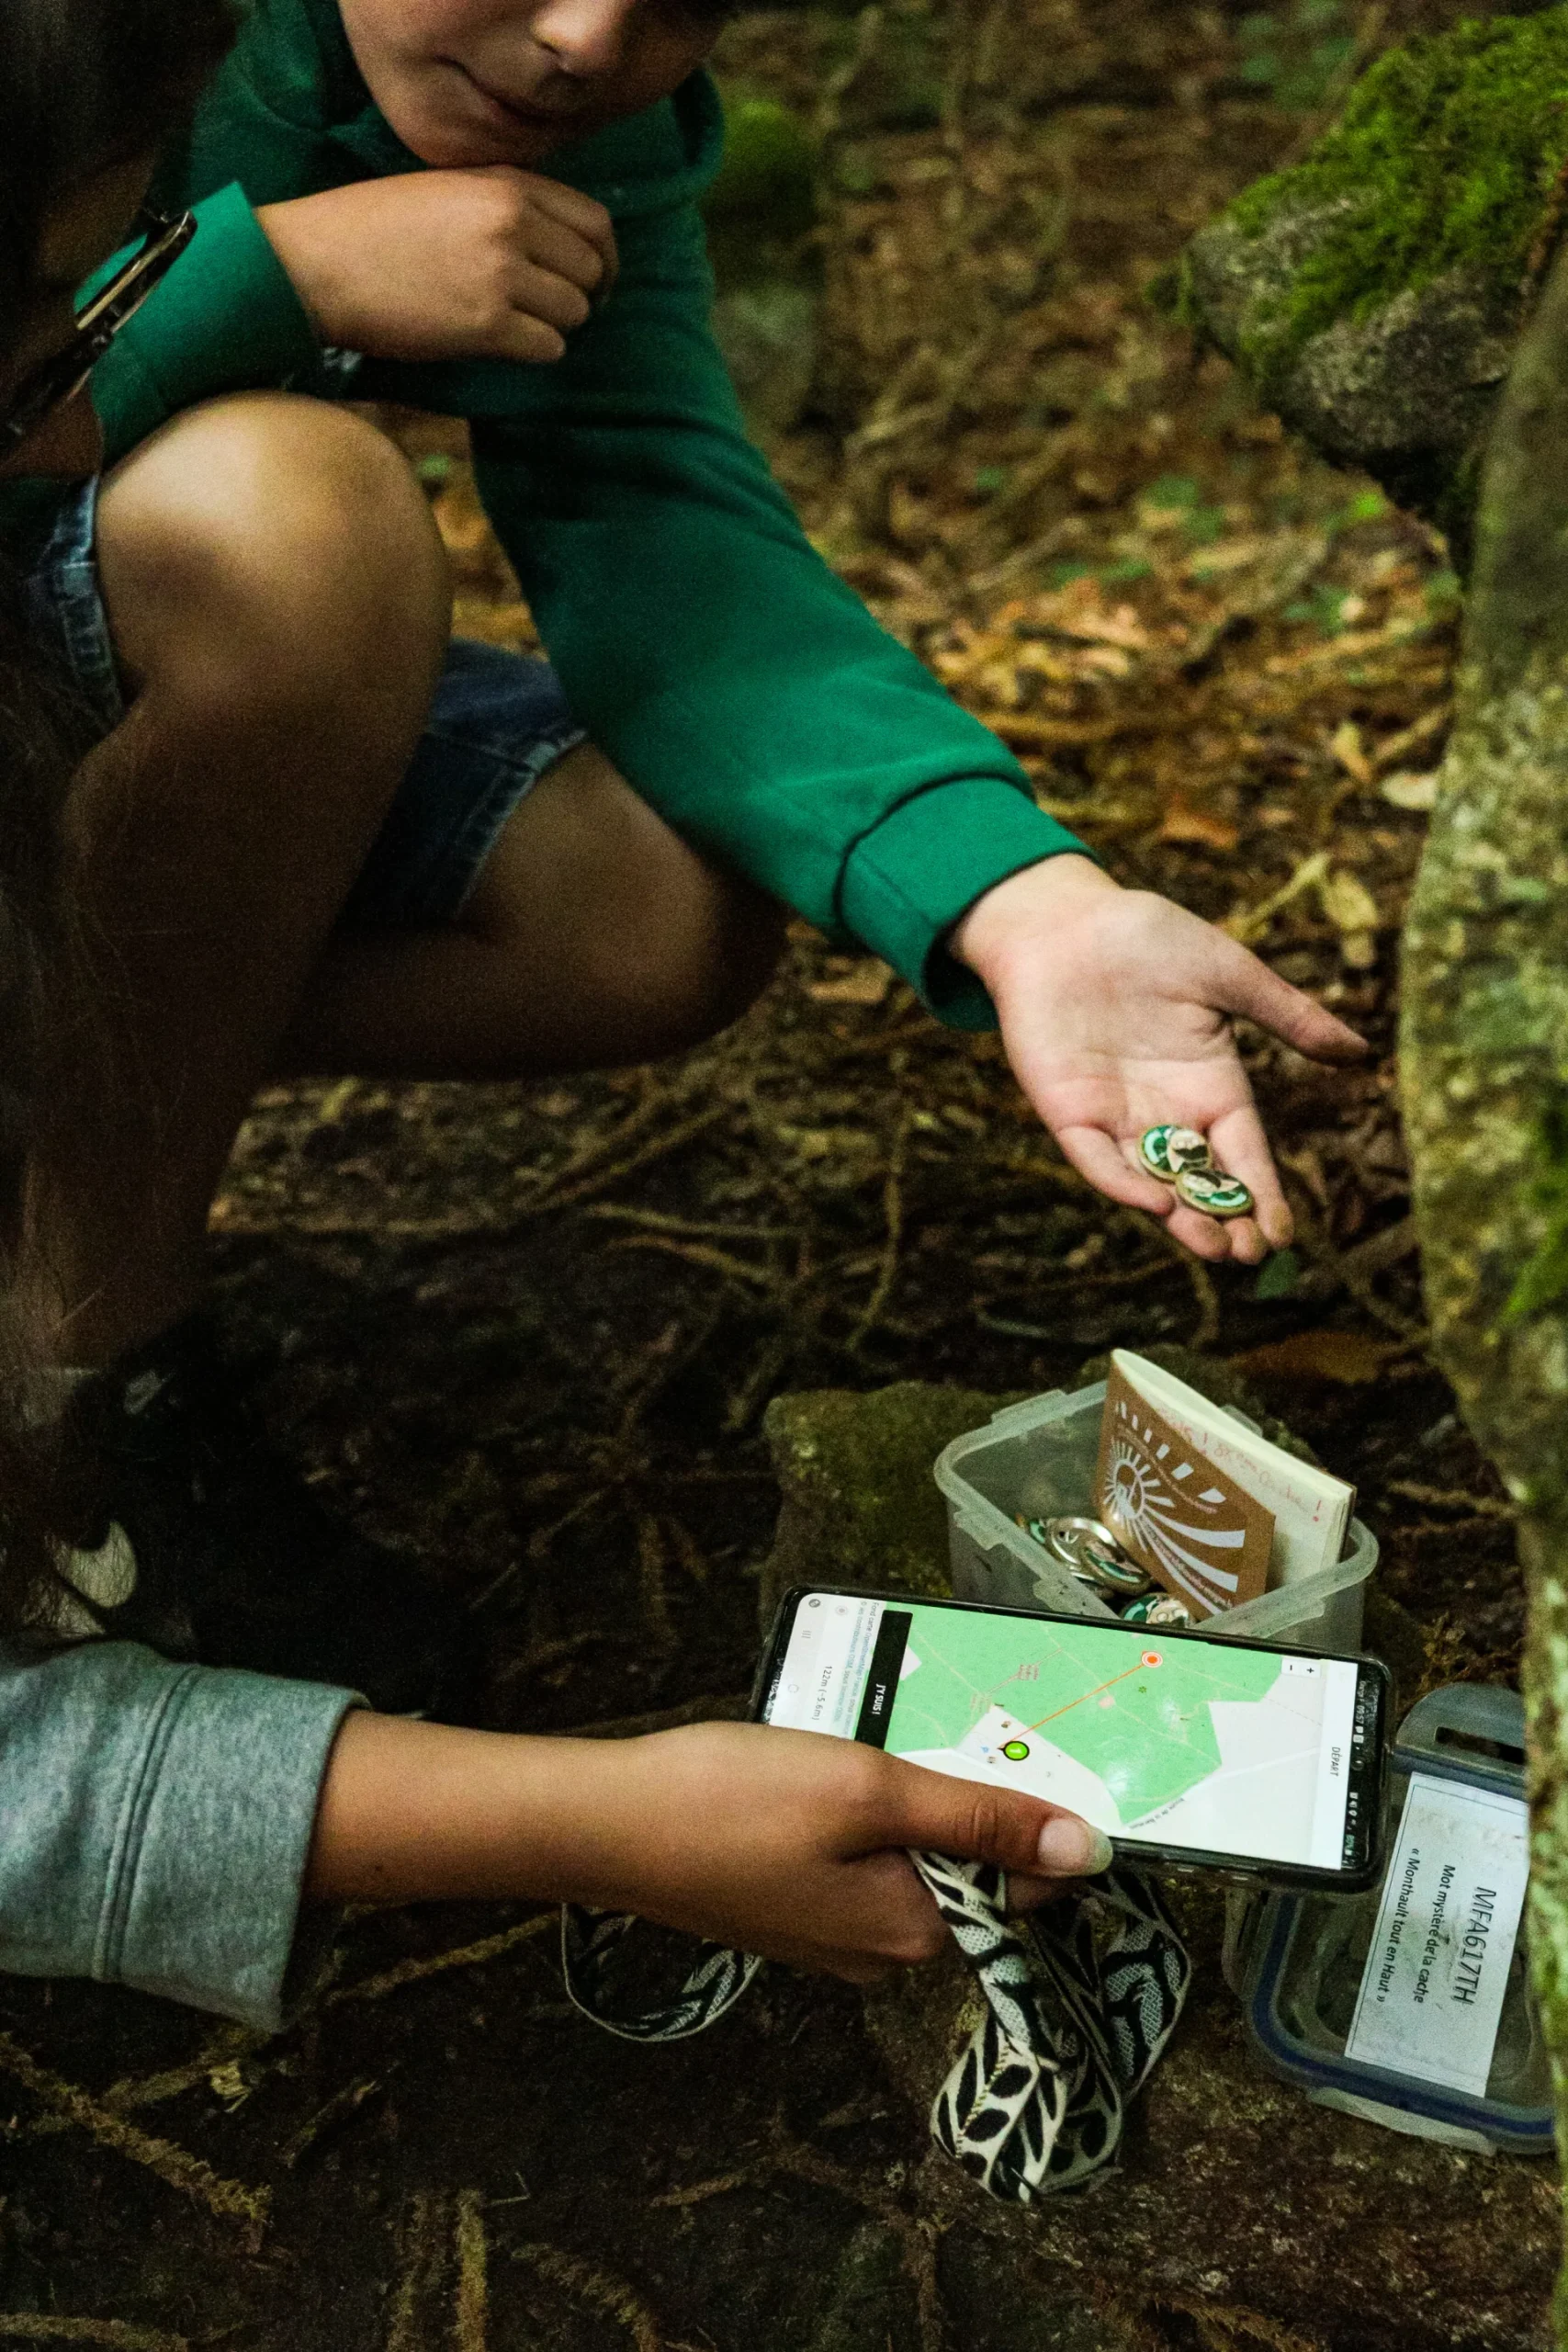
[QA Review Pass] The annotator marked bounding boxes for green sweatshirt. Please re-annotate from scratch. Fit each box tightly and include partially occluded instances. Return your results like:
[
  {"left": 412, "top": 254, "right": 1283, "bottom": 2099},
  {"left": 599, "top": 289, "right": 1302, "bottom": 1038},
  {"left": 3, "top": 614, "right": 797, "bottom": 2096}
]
[{"left": 85, "top": 0, "right": 1089, "bottom": 1023}]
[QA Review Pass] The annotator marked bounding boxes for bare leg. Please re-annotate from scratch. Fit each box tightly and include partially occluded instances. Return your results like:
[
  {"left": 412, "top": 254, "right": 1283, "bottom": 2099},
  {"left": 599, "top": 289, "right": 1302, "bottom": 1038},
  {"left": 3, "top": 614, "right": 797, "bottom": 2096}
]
[
  {"left": 280, "top": 738, "right": 786, "bottom": 1080},
  {"left": 25, "top": 394, "right": 451, "bottom": 1365}
]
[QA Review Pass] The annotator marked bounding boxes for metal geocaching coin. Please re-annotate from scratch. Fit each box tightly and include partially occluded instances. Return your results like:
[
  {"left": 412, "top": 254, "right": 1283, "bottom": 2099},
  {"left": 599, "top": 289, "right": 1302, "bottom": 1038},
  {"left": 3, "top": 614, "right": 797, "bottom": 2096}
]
[
  {"left": 1137, "top": 1125, "right": 1213, "bottom": 1183},
  {"left": 1044, "top": 1515, "right": 1153, "bottom": 1597},
  {"left": 1122, "top": 1591, "right": 1195, "bottom": 1628},
  {"left": 1173, "top": 1166, "right": 1255, "bottom": 1221}
]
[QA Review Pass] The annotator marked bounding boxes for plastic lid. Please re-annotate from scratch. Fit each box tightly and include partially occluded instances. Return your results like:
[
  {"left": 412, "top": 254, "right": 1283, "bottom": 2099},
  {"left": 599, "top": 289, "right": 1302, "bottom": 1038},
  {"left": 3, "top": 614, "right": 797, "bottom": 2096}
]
[{"left": 1241, "top": 1684, "right": 1551, "bottom": 2153}]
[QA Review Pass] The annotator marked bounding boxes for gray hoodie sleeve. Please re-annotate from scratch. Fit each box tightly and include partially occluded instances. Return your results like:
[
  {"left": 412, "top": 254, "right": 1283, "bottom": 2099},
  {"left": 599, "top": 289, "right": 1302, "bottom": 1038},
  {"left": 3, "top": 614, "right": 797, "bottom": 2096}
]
[{"left": 0, "top": 1639, "right": 357, "bottom": 2029}]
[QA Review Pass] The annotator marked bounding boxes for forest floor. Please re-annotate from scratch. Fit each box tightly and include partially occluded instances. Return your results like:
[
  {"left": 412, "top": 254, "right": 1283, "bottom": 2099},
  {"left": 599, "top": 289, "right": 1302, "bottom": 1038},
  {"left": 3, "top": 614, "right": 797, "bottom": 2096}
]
[{"left": 0, "top": 3, "right": 1551, "bottom": 2348}]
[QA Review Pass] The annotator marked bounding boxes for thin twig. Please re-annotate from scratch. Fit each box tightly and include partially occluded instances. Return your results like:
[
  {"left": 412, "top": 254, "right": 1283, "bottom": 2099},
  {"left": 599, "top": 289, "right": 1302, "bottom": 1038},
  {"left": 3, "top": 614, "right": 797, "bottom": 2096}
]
[
  {"left": 850, "top": 1110, "right": 909, "bottom": 1350},
  {"left": 454, "top": 2193, "right": 489, "bottom": 2352},
  {"left": 510, "top": 2245, "right": 666, "bottom": 2352},
  {"left": 604, "top": 1236, "right": 776, "bottom": 1290},
  {"left": 328, "top": 1913, "right": 554, "bottom": 2007},
  {"left": 100, "top": 2023, "right": 265, "bottom": 2116},
  {"left": 637, "top": 1514, "right": 678, "bottom": 1661},
  {"left": 277, "top": 2075, "right": 381, "bottom": 2169},
  {"left": 648, "top": 2171, "right": 758, "bottom": 2210},
  {"left": 386, "top": 2191, "right": 449, "bottom": 2352},
  {"left": 0, "top": 2034, "right": 269, "bottom": 2232},
  {"left": 0, "top": 2323, "right": 189, "bottom": 2350},
  {"left": 1386, "top": 1478, "right": 1515, "bottom": 1521}
]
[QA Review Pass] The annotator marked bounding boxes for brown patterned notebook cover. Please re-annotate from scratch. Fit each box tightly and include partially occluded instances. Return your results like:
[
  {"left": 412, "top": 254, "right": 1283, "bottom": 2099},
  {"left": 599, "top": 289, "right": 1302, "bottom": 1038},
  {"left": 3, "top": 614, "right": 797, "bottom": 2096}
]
[{"left": 1095, "top": 1359, "right": 1275, "bottom": 1616}]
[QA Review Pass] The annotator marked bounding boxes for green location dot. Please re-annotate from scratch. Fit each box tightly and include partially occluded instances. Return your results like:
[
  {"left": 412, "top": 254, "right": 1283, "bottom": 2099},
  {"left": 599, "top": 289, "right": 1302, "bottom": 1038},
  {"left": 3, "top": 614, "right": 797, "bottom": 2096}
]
[{"left": 1002, "top": 1739, "right": 1031, "bottom": 1761}]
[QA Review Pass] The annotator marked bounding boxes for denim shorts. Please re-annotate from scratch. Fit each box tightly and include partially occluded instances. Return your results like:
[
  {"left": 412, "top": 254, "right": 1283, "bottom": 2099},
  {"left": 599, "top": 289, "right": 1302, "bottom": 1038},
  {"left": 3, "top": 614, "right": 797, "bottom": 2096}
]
[{"left": 21, "top": 479, "right": 587, "bottom": 928}]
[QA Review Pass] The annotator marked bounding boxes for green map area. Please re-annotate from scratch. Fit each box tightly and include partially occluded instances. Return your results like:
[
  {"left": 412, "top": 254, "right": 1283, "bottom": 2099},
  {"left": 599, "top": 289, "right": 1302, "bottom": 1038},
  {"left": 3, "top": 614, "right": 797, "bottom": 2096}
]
[{"left": 884, "top": 1606, "right": 1286, "bottom": 1818}]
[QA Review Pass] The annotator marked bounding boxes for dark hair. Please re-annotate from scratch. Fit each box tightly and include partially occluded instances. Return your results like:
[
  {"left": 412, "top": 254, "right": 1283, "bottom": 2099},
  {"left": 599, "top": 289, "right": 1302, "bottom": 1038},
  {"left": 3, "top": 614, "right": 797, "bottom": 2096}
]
[{"left": 0, "top": 0, "right": 234, "bottom": 1634}]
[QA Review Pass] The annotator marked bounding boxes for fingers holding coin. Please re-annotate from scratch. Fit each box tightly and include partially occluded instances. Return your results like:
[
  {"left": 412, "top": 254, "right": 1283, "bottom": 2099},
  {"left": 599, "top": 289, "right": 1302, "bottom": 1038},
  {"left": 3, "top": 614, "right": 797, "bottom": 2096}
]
[{"left": 1132, "top": 1112, "right": 1288, "bottom": 1265}]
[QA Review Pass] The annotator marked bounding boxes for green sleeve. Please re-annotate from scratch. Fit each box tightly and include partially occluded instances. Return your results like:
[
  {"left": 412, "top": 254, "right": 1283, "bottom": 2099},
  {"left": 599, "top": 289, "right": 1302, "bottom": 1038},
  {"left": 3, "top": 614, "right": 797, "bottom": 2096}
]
[
  {"left": 89, "top": 182, "right": 321, "bottom": 467},
  {"left": 446, "top": 204, "right": 1089, "bottom": 1026}
]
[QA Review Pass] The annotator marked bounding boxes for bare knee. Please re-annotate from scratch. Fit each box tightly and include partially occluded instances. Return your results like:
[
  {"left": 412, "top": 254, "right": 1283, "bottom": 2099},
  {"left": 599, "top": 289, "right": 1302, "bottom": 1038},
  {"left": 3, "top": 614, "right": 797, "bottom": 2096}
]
[
  {"left": 657, "top": 871, "right": 786, "bottom": 1048},
  {"left": 563, "top": 850, "right": 787, "bottom": 1062},
  {"left": 96, "top": 394, "right": 450, "bottom": 755},
  {"left": 466, "top": 744, "right": 787, "bottom": 1068}
]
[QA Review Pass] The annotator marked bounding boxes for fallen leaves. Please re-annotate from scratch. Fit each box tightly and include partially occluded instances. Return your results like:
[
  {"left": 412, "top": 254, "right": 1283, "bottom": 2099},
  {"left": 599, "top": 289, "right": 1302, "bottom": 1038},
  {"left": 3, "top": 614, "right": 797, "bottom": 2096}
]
[
  {"left": 1319, "top": 865, "right": 1382, "bottom": 967},
  {"left": 807, "top": 958, "right": 893, "bottom": 1005},
  {"left": 1381, "top": 770, "right": 1439, "bottom": 811},
  {"left": 1224, "top": 851, "right": 1331, "bottom": 945},
  {"left": 1329, "top": 718, "right": 1375, "bottom": 787},
  {"left": 1157, "top": 794, "right": 1241, "bottom": 853},
  {"left": 1230, "top": 1329, "right": 1404, "bottom": 1384},
  {"left": 0, "top": 2031, "right": 270, "bottom": 2232}
]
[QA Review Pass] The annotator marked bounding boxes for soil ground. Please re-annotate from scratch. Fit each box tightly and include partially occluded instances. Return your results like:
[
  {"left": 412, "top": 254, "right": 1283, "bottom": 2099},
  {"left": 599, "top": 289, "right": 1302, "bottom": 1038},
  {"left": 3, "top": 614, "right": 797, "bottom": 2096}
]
[{"left": 0, "top": 4, "right": 1556, "bottom": 2346}]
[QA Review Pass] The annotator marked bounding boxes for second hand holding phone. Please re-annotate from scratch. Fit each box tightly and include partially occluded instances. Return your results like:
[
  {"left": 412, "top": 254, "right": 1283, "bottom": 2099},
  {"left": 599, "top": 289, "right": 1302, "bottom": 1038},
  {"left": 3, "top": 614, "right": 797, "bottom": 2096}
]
[{"left": 754, "top": 1587, "right": 1390, "bottom": 1893}]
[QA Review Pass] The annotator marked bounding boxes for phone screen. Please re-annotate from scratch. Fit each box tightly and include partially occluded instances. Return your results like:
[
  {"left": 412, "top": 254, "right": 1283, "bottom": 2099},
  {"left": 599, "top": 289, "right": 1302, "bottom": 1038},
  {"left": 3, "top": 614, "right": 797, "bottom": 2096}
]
[{"left": 759, "top": 1589, "right": 1386, "bottom": 1879}]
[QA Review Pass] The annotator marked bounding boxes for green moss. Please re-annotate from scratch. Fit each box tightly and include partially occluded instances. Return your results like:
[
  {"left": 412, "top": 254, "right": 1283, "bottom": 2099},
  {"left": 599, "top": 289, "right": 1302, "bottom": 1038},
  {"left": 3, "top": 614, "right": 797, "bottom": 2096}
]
[
  {"left": 704, "top": 90, "right": 818, "bottom": 234},
  {"left": 1506, "top": 1087, "right": 1568, "bottom": 1323},
  {"left": 1225, "top": 10, "right": 1568, "bottom": 387},
  {"left": 704, "top": 87, "right": 819, "bottom": 298}
]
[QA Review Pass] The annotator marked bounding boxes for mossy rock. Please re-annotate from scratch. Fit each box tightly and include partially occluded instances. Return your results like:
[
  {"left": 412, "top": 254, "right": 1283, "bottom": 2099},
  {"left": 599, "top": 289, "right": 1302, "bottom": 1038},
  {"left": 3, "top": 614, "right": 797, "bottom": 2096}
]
[
  {"left": 759, "top": 1358, "right": 1424, "bottom": 1693},
  {"left": 1172, "top": 10, "right": 1568, "bottom": 558},
  {"left": 758, "top": 1381, "right": 1023, "bottom": 1631},
  {"left": 863, "top": 1874, "right": 1558, "bottom": 2350},
  {"left": 755, "top": 1379, "right": 1538, "bottom": 2344},
  {"left": 704, "top": 87, "right": 821, "bottom": 434},
  {"left": 705, "top": 93, "right": 819, "bottom": 239},
  {"left": 712, "top": 278, "right": 819, "bottom": 436}
]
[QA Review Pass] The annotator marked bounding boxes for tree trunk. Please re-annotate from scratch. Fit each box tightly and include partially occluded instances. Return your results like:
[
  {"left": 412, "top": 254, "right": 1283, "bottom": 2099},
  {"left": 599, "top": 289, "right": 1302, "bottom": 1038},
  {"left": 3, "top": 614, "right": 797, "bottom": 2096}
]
[{"left": 1401, "top": 237, "right": 1568, "bottom": 2323}]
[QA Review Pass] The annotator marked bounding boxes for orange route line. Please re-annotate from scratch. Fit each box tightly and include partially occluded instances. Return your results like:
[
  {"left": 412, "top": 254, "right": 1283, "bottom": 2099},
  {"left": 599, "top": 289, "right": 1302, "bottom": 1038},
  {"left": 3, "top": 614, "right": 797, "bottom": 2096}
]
[{"left": 1023, "top": 1658, "right": 1150, "bottom": 1731}]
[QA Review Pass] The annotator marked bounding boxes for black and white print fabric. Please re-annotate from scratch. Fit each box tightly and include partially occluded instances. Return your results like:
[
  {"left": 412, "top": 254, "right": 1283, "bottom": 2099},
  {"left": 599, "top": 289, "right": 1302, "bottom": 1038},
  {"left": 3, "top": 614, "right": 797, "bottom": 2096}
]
[
  {"left": 560, "top": 1855, "right": 1189, "bottom": 2201},
  {"left": 911, "top": 1852, "right": 1190, "bottom": 2199},
  {"left": 559, "top": 1905, "right": 761, "bottom": 2042}
]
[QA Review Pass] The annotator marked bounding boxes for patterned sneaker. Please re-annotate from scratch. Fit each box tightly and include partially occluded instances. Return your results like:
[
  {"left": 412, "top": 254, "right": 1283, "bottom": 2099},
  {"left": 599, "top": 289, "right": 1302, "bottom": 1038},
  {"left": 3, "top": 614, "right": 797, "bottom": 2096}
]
[{"left": 55, "top": 1313, "right": 480, "bottom": 1717}]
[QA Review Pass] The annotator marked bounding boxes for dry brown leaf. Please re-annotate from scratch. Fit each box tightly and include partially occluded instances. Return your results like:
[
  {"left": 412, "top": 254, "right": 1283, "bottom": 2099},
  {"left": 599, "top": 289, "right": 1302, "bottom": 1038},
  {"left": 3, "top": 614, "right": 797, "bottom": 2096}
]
[
  {"left": 1380, "top": 770, "right": 1439, "bottom": 811},
  {"left": 1229, "top": 1329, "right": 1401, "bottom": 1384},
  {"left": 432, "top": 483, "right": 492, "bottom": 556},
  {"left": 1319, "top": 865, "right": 1380, "bottom": 968},
  {"left": 993, "top": 712, "right": 1131, "bottom": 748},
  {"left": 1157, "top": 795, "right": 1240, "bottom": 853},
  {"left": 807, "top": 962, "right": 892, "bottom": 1006},
  {"left": 1318, "top": 867, "right": 1380, "bottom": 935},
  {"left": 1074, "top": 642, "right": 1134, "bottom": 679},
  {"left": 1183, "top": 536, "right": 1267, "bottom": 578},
  {"left": 1372, "top": 706, "right": 1450, "bottom": 771},
  {"left": 1329, "top": 720, "right": 1374, "bottom": 787},
  {"left": 450, "top": 598, "right": 539, "bottom": 649},
  {"left": 1265, "top": 625, "right": 1414, "bottom": 674},
  {"left": 1045, "top": 596, "right": 1154, "bottom": 650},
  {"left": 1223, "top": 850, "right": 1330, "bottom": 944}
]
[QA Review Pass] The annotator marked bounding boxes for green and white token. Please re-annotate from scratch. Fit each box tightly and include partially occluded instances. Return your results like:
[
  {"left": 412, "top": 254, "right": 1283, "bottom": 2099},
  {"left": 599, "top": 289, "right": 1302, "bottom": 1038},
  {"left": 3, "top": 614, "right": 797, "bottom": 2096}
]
[
  {"left": 1137, "top": 1124, "right": 1213, "bottom": 1182},
  {"left": 1174, "top": 1166, "right": 1255, "bottom": 1221}
]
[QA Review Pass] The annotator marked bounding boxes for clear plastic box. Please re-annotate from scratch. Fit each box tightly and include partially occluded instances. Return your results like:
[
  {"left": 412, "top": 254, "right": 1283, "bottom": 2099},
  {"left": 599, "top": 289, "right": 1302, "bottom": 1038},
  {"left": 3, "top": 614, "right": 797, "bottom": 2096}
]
[
  {"left": 1234, "top": 1686, "right": 1551, "bottom": 2154},
  {"left": 933, "top": 1381, "right": 1379, "bottom": 1655}
]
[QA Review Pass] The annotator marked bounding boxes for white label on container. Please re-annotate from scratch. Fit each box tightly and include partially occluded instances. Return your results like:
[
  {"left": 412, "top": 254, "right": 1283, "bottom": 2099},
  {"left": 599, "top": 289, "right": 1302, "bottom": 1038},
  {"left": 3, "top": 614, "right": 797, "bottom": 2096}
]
[{"left": 1344, "top": 1770, "right": 1529, "bottom": 2098}]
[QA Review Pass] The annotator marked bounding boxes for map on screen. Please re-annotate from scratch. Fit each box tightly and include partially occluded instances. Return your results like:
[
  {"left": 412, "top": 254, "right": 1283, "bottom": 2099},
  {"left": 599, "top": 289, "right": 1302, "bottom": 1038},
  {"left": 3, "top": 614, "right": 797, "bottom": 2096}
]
[{"left": 766, "top": 1595, "right": 1359, "bottom": 1870}]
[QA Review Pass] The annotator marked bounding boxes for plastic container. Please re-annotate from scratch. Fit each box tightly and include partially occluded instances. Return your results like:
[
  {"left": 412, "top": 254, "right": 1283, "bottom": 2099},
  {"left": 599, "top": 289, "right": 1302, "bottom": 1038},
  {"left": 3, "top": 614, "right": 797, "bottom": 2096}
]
[
  {"left": 935, "top": 1382, "right": 1379, "bottom": 1654},
  {"left": 1236, "top": 1685, "right": 1551, "bottom": 2154}
]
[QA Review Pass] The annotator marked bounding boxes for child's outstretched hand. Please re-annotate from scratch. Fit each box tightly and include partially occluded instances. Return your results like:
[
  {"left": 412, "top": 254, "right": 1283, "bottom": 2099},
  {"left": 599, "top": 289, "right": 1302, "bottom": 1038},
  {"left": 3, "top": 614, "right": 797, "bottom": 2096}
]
[
  {"left": 953, "top": 854, "right": 1368, "bottom": 1265},
  {"left": 548, "top": 1723, "right": 1110, "bottom": 1979},
  {"left": 309, "top": 1715, "right": 1111, "bottom": 1980},
  {"left": 256, "top": 167, "right": 617, "bottom": 365}
]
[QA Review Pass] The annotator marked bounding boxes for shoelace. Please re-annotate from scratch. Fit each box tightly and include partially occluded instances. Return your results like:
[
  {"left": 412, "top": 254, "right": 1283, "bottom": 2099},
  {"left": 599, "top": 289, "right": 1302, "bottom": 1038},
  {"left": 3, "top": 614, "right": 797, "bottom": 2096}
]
[{"left": 560, "top": 1855, "right": 1190, "bottom": 2202}]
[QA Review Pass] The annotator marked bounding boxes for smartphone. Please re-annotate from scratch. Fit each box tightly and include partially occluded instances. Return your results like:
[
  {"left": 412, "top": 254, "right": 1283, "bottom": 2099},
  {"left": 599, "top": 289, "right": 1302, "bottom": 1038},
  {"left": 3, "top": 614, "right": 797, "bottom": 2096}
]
[{"left": 753, "top": 1587, "right": 1390, "bottom": 1893}]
